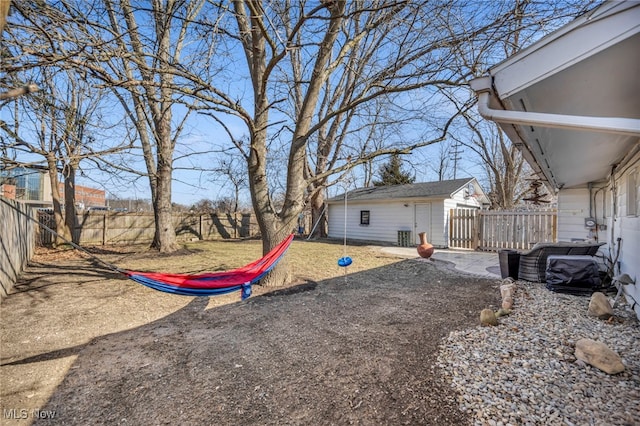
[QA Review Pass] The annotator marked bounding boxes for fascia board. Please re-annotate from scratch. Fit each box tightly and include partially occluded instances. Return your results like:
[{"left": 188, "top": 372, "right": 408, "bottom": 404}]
[{"left": 491, "top": 2, "right": 640, "bottom": 98}]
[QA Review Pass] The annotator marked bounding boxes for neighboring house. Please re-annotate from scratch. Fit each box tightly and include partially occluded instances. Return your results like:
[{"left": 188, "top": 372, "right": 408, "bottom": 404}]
[
  {"left": 0, "top": 166, "right": 52, "bottom": 206},
  {"left": 0, "top": 166, "right": 105, "bottom": 208},
  {"left": 469, "top": 2, "right": 640, "bottom": 317},
  {"left": 326, "top": 178, "right": 489, "bottom": 247}
]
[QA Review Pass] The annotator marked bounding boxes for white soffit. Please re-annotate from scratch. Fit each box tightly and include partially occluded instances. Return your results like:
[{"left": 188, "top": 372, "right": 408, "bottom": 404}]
[{"left": 491, "top": 2, "right": 640, "bottom": 99}]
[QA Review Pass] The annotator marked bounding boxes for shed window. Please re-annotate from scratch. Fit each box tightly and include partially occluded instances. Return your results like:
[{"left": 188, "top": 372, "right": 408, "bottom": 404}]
[{"left": 360, "top": 210, "right": 370, "bottom": 225}]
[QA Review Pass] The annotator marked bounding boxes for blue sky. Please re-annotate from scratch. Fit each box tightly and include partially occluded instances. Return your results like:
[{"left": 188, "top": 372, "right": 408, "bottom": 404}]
[{"left": 2, "top": 0, "right": 591, "bottom": 207}]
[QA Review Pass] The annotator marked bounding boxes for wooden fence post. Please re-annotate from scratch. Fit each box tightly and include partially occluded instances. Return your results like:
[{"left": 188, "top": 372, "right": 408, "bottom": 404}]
[
  {"left": 472, "top": 210, "right": 479, "bottom": 250},
  {"left": 102, "top": 212, "right": 108, "bottom": 245}
]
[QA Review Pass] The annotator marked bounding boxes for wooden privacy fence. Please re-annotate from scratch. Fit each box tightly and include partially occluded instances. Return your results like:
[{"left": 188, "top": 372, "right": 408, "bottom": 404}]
[
  {"left": 37, "top": 211, "right": 257, "bottom": 246},
  {"left": 449, "top": 209, "right": 557, "bottom": 251}
]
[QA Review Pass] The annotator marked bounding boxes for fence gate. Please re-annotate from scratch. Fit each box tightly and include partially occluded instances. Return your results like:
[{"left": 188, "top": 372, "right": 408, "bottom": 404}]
[
  {"left": 37, "top": 210, "right": 55, "bottom": 246},
  {"left": 449, "top": 208, "right": 478, "bottom": 249},
  {"left": 449, "top": 209, "right": 557, "bottom": 251}
]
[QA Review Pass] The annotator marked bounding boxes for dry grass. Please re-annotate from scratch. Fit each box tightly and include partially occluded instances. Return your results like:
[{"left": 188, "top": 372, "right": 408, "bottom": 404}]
[
  {"left": 28, "top": 237, "right": 406, "bottom": 314},
  {"left": 35, "top": 237, "right": 403, "bottom": 291}
]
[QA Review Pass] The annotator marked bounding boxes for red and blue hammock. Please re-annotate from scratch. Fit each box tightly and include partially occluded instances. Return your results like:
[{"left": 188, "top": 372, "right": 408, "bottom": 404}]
[{"left": 122, "top": 234, "right": 294, "bottom": 300}]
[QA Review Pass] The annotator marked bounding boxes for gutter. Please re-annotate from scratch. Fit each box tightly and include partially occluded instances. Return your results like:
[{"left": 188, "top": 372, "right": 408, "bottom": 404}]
[{"left": 469, "top": 77, "right": 640, "bottom": 137}]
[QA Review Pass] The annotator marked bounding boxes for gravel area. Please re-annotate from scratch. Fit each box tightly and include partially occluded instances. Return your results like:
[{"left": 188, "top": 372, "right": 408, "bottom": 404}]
[{"left": 437, "top": 281, "right": 640, "bottom": 426}]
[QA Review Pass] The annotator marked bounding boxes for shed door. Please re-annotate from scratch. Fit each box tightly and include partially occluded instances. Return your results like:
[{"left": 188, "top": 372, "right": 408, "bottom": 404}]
[{"left": 414, "top": 203, "right": 432, "bottom": 245}]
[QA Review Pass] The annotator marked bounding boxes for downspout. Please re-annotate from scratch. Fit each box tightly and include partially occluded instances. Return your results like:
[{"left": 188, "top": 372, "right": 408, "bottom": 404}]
[
  {"left": 588, "top": 182, "right": 595, "bottom": 242},
  {"left": 469, "top": 77, "right": 640, "bottom": 137}
]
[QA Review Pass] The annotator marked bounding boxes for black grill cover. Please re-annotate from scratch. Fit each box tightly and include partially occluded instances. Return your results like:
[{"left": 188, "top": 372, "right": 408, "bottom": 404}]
[{"left": 545, "top": 255, "right": 601, "bottom": 294}]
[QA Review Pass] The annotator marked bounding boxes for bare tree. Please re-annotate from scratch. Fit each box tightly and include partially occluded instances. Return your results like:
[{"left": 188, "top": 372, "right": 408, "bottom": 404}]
[
  {"left": 436, "top": 0, "right": 597, "bottom": 208},
  {"left": 450, "top": 116, "right": 528, "bottom": 209},
  {"left": 212, "top": 155, "right": 248, "bottom": 217},
  {"left": 190, "top": 198, "right": 216, "bottom": 213},
  {"left": 0, "top": 0, "right": 40, "bottom": 100},
  {"left": 1, "top": 65, "right": 122, "bottom": 244},
  {"left": 3, "top": 2, "right": 140, "bottom": 244},
  {"left": 186, "top": 0, "right": 595, "bottom": 285},
  {"left": 429, "top": 141, "right": 455, "bottom": 182},
  {"left": 6, "top": 0, "right": 225, "bottom": 252},
  {"left": 198, "top": 1, "right": 488, "bottom": 284},
  {"left": 3, "top": 0, "right": 596, "bottom": 280},
  {"left": 92, "top": 0, "right": 207, "bottom": 252}
]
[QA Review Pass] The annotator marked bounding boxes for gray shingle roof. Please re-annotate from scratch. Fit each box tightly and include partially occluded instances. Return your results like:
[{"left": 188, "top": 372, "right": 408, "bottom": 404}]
[{"left": 326, "top": 178, "right": 475, "bottom": 203}]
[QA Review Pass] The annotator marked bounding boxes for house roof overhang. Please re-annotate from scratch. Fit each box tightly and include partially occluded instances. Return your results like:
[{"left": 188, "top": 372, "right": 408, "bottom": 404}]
[{"left": 469, "top": 1, "right": 640, "bottom": 191}]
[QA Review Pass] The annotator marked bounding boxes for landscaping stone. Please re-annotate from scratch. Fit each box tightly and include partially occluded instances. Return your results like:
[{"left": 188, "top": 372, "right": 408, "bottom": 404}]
[
  {"left": 588, "top": 292, "right": 613, "bottom": 320},
  {"left": 480, "top": 308, "right": 498, "bottom": 326},
  {"left": 501, "top": 296, "right": 513, "bottom": 310},
  {"left": 574, "top": 338, "right": 625, "bottom": 375}
]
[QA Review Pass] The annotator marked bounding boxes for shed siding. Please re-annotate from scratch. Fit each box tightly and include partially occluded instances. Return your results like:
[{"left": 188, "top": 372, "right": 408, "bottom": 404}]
[
  {"left": 432, "top": 200, "right": 446, "bottom": 247},
  {"left": 449, "top": 182, "right": 483, "bottom": 208},
  {"left": 326, "top": 179, "right": 485, "bottom": 249},
  {"left": 443, "top": 199, "right": 458, "bottom": 247},
  {"left": 328, "top": 201, "right": 415, "bottom": 244},
  {"left": 450, "top": 190, "right": 466, "bottom": 203}
]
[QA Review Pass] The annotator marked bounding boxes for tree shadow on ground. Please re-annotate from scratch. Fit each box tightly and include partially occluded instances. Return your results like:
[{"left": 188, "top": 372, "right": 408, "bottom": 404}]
[
  {"left": 6, "top": 261, "right": 123, "bottom": 303},
  {"left": 6, "top": 260, "right": 501, "bottom": 425}
]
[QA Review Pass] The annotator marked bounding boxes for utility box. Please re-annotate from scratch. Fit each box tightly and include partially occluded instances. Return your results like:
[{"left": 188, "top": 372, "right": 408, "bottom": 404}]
[{"left": 397, "top": 231, "right": 411, "bottom": 247}]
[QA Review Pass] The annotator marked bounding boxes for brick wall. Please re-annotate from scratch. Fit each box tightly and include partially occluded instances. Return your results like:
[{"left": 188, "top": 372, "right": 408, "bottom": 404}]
[{"left": 0, "top": 184, "right": 16, "bottom": 199}]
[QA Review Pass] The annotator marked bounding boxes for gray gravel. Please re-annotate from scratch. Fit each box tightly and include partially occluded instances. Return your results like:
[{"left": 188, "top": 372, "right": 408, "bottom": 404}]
[{"left": 437, "top": 281, "right": 640, "bottom": 426}]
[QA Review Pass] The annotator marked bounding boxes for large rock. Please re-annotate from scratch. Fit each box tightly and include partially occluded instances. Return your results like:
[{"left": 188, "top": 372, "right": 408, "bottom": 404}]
[
  {"left": 588, "top": 292, "right": 613, "bottom": 320},
  {"left": 574, "top": 338, "right": 625, "bottom": 374},
  {"left": 480, "top": 308, "right": 498, "bottom": 326}
]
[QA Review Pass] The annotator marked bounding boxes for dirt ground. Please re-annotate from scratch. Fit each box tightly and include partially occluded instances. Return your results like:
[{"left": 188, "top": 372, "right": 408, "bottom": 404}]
[{"left": 1, "top": 239, "right": 500, "bottom": 425}]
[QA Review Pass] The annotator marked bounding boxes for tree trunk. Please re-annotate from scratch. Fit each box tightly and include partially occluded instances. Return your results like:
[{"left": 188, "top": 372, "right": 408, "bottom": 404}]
[
  {"left": 46, "top": 154, "right": 72, "bottom": 246},
  {"left": 235, "top": 0, "right": 346, "bottom": 286},
  {"left": 150, "top": 143, "right": 178, "bottom": 253},
  {"left": 63, "top": 162, "right": 79, "bottom": 243},
  {"left": 259, "top": 220, "right": 294, "bottom": 287},
  {"left": 310, "top": 190, "right": 327, "bottom": 238},
  {"left": 247, "top": 90, "right": 298, "bottom": 286},
  {"left": 248, "top": 103, "right": 295, "bottom": 286}
]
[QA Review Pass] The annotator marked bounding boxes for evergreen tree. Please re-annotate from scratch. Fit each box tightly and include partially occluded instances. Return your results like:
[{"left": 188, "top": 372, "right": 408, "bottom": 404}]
[{"left": 373, "top": 153, "right": 416, "bottom": 186}]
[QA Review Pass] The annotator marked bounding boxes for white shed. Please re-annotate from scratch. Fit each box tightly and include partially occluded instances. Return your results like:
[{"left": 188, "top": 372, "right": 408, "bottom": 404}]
[{"left": 326, "top": 178, "right": 488, "bottom": 247}]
